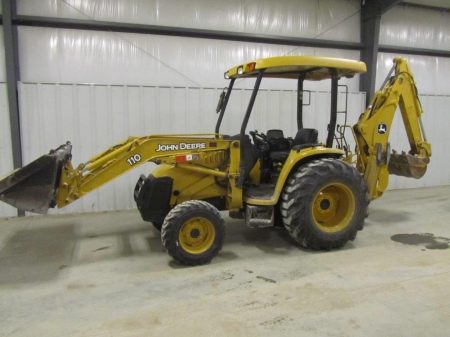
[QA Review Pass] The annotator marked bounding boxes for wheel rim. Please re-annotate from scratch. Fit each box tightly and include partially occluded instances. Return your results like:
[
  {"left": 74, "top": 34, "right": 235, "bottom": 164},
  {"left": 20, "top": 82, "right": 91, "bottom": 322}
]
[
  {"left": 178, "top": 217, "right": 216, "bottom": 254},
  {"left": 311, "top": 182, "right": 356, "bottom": 233}
]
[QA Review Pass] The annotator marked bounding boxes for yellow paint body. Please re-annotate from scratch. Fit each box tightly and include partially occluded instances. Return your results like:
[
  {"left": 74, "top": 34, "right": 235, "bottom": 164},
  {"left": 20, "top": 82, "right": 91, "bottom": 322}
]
[
  {"left": 152, "top": 164, "right": 227, "bottom": 206},
  {"left": 226, "top": 55, "right": 367, "bottom": 80}
]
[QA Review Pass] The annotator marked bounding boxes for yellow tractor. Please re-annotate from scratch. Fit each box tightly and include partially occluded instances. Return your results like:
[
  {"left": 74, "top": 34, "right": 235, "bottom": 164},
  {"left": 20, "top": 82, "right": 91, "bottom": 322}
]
[{"left": 0, "top": 56, "right": 431, "bottom": 265}]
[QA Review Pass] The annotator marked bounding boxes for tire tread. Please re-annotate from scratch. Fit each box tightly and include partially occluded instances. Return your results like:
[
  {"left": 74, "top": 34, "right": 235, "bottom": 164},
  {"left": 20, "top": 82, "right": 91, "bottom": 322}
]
[
  {"left": 161, "top": 200, "right": 224, "bottom": 265},
  {"left": 280, "top": 158, "right": 368, "bottom": 250}
]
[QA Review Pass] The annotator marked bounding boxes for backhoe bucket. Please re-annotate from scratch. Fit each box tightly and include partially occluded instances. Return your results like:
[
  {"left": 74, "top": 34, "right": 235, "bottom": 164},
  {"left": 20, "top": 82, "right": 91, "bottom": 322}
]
[
  {"left": 0, "top": 143, "right": 72, "bottom": 214},
  {"left": 388, "top": 152, "right": 429, "bottom": 179}
]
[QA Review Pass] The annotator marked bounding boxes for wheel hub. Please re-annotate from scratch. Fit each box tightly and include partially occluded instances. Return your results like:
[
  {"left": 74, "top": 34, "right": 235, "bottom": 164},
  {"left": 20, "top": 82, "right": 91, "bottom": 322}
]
[
  {"left": 178, "top": 217, "right": 216, "bottom": 254},
  {"left": 190, "top": 228, "right": 200, "bottom": 238},
  {"left": 312, "top": 182, "right": 356, "bottom": 233},
  {"left": 320, "top": 199, "right": 331, "bottom": 210}
]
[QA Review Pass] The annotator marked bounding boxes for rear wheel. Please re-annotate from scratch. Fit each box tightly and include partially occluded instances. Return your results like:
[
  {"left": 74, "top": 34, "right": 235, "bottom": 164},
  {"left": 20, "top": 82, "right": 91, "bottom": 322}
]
[
  {"left": 280, "top": 158, "right": 368, "bottom": 250},
  {"left": 161, "top": 200, "right": 225, "bottom": 265}
]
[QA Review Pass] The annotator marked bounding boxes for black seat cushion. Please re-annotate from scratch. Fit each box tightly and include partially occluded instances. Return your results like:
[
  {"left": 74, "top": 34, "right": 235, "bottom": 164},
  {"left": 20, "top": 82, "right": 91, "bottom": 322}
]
[
  {"left": 267, "top": 129, "right": 290, "bottom": 152},
  {"left": 293, "top": 128, "right": 318, "bottom": 146},
  {"left": 267, "top": 129, "right": 284, "bottom": 140}
]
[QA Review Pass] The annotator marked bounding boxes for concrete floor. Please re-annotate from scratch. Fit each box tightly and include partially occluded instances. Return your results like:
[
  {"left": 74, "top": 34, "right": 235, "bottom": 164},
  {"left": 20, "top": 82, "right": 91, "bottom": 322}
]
[{"left": 0, "top": 186, "right": 449, "bottom": 337}]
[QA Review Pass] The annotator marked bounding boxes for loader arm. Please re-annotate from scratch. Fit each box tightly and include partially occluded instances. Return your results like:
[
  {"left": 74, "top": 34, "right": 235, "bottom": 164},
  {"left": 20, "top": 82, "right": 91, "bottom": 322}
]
[
  {"left": 56, "top": 135, "right": 232, "bottom": 208},
  {"left": 0, "top": 134, "right": 232, "bottom": 213},
  {"left": 353, "top": 57, "right": 431, "bottom": 200}
]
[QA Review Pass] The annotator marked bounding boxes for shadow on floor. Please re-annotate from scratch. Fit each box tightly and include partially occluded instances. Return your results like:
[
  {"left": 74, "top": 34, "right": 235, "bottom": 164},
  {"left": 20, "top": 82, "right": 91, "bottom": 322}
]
[
  {"left": 366, "top": 207, "right": 411, "bottom": 225},
  {"left": 74, "top": 224, "right": 165, "bottom": 265},
  {"left": 0, "top": 223, "right": 165, "bottom": 284},
  {"left": 225, "top": 219, "right": 301, "bottom": 255},
  {"left": 0, "top": 224, "right": 76, "bottom": 284}
]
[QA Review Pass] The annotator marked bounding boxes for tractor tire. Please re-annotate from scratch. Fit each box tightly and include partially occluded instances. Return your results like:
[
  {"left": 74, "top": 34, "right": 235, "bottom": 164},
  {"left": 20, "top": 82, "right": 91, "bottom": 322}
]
[
  {"left": 161, "top": 200, "right": 225, "bottom": 266},
  {"left": 280, "top": 158, "right": 368, "bottom": 250}
]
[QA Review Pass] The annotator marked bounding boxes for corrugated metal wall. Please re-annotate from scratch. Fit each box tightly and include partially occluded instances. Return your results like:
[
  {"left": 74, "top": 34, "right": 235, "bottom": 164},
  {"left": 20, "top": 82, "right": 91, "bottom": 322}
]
[
  {"left": 377, "top": 6, "right": 450, "bottom": 189},
  {"left": 0, "top": 84, "right": 16, "bottom": 217},
  {"left": 15, "top": 0, "right": 361, "bottom": 90},
  {"left": 16, "top": 0, "right": 361, "bottom": 42},
  {"left": 379, "top": 6, "right": 450, "bottom": 96},
  {"left": 388, "top": 94, "right": 450, "bottom": 189},
  {"left": 380, "top": 5, "right": 450, "bottom": 51},
  {"left": 17, "top": 27, "right": 361, "bottom": 91}
]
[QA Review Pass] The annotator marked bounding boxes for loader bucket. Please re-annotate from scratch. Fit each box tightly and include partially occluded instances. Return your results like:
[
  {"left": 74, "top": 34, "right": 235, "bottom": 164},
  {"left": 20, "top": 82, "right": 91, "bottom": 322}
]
[
  {"left": 0, "top": 143, "right": 72, "bottom": 214},
  {"left": 388, "top": 152, "right": 429, "bottom": 179}
]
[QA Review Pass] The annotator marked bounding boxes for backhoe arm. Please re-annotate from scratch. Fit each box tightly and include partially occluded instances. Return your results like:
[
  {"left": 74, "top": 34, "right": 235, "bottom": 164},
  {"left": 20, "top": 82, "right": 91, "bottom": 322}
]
[{"left": 353, "top": 57, "right": 431, "bottom": 200}]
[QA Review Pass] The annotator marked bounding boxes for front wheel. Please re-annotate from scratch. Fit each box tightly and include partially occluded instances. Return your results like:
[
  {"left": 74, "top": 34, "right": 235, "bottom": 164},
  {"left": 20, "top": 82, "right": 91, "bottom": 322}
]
[
  {"left": 161, "top": 200, "right": 225, "bottom": 265},
  {"left": 280, "top": 158, "right": 368, "bottom": 250}
]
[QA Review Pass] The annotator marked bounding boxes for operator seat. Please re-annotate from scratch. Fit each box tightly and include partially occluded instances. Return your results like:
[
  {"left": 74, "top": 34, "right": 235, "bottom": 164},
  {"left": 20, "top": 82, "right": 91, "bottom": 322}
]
[
  {"left": 292, "top": 128, "right": 318, "bottom": 147},
  {"left": 267, "top": 129, "right": 290, "bottom": 162},
  {"left": 269, "top": 128, "right": 319, "bottom": 162}
]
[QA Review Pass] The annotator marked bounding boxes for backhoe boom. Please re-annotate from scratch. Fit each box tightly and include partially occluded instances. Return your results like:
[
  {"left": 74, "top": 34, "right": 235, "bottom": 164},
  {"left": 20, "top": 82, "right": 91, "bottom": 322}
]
[{"left": 353, "top": 57, "right": 431, "bottom": 200}]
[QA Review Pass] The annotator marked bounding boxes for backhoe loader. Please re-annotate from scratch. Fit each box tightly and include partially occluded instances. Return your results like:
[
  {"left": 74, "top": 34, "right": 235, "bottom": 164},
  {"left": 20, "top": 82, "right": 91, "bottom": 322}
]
[{"left": 0, "top": 56, "right": 431, "bottom": 265}]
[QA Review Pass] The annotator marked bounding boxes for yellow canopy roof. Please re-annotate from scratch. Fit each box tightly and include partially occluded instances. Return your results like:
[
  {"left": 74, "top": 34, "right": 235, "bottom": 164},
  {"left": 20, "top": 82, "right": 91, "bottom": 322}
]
[{"left": 226, "top": 55, "right": 367, "bottom": 80}]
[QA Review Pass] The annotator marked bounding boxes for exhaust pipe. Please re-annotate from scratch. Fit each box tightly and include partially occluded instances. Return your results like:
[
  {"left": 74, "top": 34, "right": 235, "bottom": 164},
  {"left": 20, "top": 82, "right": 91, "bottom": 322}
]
[{"left": 0, "top": 143, "right": 72, "bottom": 214}]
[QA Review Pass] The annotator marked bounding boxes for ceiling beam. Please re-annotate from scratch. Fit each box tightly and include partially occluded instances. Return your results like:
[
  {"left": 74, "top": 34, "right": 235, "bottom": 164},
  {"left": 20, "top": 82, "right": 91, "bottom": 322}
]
[
  {"left": 379, "top": 45, "right": 450, "bottom": 58},
  {"left": 360, "top": 0, "right": 402, "bottom": 104},
  {"left": 1, "top": 0, "right": 22, "bottom": 169},
  {"left": 14, "top": 15, "right": 363, "bottom": 51},
  {"left": 399, "top": 1, "right": 450, "bottom": 12},
  {"left": 1, "top": 0, "right": 24, "bottom": 217}
]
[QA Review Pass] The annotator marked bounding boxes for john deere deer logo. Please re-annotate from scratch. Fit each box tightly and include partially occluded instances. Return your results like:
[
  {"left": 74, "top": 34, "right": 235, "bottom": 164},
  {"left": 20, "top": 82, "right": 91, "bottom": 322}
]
[{"left": 377, "top": 123, "right": 387, "bottom": 135}]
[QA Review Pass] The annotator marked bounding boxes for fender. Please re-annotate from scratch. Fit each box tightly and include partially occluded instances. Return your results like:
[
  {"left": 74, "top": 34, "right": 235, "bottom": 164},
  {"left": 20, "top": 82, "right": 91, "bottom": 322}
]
[{"left": 244, "top": 146, "right": 344, "bottom": 206}]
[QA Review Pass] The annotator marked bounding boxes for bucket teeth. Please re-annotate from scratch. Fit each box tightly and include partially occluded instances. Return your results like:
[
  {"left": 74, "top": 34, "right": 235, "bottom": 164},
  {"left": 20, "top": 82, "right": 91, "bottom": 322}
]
[{"left": 0, "top": 143, "right": 72, "bottom": 213}]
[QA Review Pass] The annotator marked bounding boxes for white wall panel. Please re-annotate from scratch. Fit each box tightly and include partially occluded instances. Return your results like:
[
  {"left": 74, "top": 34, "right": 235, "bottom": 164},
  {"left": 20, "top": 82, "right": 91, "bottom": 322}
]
[
  {"left": 0, "top": 27, "right": 6, "bottom": 82},
  {"left": 375, "top": 54, "right": 450, "bottom": 189},
  {"left": 0, "top": 84, "right": 16, "bottom": 218},
  {"left": 18, "top": 26, "right": 361, "bottom": 91},
  {"left": 380, "top": 6, "right": 450, "bottom": 50},
  {"left": 16, "top": 82, "right": 366, "bottom": 215},
  {"left": 388, "top": 94, "right": 450, "bottom": 189},
  {"left": 17, "top": 0, "right": 360, "bottom": 42},
  {"left": 377, "top": 53, "right": 450, "bottom": 96}
]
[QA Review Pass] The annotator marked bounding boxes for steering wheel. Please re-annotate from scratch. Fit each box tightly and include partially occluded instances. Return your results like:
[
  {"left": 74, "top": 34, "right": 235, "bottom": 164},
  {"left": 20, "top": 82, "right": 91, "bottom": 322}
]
[
  {"left": 249, "top": 130, "right": 269, "bottom": 152},
  {"left": 249, "top": 130, "right": 266, "bottom": 143}
]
